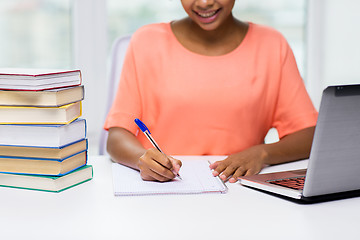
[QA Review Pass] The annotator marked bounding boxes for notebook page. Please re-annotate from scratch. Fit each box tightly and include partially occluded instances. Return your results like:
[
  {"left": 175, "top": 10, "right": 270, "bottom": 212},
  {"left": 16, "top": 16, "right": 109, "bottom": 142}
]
[{"left": 112, "top": 159, "right": 227, "bottom": 196}]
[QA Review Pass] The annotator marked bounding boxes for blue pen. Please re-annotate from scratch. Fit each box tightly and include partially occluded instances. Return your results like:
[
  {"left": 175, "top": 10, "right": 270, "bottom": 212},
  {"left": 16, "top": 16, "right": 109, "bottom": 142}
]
[{"left": 134, "top": 118, "right": 182, "bottom": 180}]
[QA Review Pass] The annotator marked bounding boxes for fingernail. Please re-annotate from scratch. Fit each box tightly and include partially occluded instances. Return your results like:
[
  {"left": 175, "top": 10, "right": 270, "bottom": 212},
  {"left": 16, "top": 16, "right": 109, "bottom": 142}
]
[
  {"left": 212, "top": 171, "right": 219, "bottom": 176},
  {"left": 229, "top": 178, "right": 236, "bottom": 183},
  {"left": 220, "top": 174, "right": 226, "bottom": 180}
]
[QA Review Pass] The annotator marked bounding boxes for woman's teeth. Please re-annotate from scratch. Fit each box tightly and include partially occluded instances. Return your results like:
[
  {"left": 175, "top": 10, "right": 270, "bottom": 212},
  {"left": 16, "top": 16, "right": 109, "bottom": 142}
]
[{"left": 197, "top": 10, "right": 217, "bottom": 18}]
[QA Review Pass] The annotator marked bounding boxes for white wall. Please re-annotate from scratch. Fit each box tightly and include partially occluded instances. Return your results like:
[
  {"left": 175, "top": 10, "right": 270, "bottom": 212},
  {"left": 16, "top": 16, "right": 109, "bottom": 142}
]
[
  {"left": 307, "top": 0, "right": 360, "bottom": 109},
  {"left": 73, "top": 0, "right": 108, "bottom": 154}
]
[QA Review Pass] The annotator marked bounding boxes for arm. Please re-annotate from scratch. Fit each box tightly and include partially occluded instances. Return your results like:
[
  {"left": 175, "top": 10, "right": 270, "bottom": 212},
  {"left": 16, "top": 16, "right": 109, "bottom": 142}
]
[
  {"left": 209, "top": 126, "right": 315, "bottom": 183},
  {"left": 107, "top": 127, "right": 181, "bottom": 182}
]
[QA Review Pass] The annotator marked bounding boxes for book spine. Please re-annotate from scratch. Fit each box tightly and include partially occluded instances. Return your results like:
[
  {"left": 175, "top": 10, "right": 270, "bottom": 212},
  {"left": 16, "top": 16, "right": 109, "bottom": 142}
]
[{"left": 0, "top": 149, "right": 87, "bottom": 162}]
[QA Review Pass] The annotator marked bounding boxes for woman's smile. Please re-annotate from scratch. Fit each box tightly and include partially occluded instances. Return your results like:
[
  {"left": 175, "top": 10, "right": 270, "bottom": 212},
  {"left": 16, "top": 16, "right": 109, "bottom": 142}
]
[{"left": 193, "top": 8, "right": 222, "bottom": 23}]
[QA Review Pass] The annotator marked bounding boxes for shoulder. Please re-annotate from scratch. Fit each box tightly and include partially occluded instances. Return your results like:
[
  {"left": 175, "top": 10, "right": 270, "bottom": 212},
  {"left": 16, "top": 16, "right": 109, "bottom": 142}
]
[
  {"left": 249, "top": 23, "right": 287, "bottom": 43},
  {"left": 130, "top": 23, "right": 173, "bottom": 47},
  {"left": 247, "top": 23, "right": 292, "bottom": 57}
]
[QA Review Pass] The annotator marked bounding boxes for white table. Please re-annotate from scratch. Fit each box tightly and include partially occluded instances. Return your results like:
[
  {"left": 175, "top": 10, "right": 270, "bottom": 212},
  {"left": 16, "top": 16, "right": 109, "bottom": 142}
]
[{"left": 1, "top": 155, "right": 359, "bottom": 240}]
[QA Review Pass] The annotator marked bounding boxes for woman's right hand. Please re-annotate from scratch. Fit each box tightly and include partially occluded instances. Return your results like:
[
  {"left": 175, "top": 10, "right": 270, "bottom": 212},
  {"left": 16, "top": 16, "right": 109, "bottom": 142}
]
[{"left": 137, "top": 148, "right": 182, "bottom": 182}]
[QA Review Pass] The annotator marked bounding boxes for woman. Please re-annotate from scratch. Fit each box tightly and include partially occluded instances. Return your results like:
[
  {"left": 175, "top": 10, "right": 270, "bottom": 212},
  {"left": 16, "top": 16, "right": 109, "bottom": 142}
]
[{"left": 104, "top": 0, "right": 318, "bottom": 183}]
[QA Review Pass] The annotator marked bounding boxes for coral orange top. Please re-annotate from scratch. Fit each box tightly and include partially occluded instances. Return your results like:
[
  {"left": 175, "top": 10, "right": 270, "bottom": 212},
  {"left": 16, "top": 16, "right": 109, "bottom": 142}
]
[{"left": 104, "top": 22, "right": 318, "bottom": 155}]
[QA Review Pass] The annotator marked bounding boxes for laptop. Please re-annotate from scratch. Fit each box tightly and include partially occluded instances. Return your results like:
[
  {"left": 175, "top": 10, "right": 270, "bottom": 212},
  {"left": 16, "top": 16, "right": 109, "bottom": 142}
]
[{"left": 238, "top": 84, "right": 360, "bottom": 202}]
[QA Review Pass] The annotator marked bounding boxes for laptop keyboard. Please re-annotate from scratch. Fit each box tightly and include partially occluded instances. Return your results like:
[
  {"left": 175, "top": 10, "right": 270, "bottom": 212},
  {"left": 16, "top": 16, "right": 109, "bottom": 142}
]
[{"left": 266, "top": 176, "right": 306, "bottom": 190}]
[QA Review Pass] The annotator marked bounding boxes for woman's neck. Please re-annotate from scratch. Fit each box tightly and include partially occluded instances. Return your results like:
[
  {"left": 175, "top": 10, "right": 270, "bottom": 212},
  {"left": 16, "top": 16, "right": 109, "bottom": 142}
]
[{"left": 171, "top": 16, "right": 248, "bottom": 56}]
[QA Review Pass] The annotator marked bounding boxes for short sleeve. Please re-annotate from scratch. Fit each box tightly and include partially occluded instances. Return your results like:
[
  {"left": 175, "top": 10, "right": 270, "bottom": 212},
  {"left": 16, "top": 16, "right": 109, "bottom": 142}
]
[
  {"left": 103, "top": 41, "right": 142, "bottom": 134},
  {"left": 272, "top": 40, "right": 318, "bottom": 138}
]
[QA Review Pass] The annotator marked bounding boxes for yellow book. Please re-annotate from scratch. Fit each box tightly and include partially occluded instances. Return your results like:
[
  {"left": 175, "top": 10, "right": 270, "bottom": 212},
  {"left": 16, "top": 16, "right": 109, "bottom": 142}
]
[
  {"left": 0, "top": 85, "right": 84, "bottom": 107},
  {"left": 0, "top": 139, "right": 87, "bottom": 159},
  {"left": 0, "top": 101, "right": 81, "bottom": 124},
  {"left": 0, "top": 151, "right": 87, "bottom": 176}
]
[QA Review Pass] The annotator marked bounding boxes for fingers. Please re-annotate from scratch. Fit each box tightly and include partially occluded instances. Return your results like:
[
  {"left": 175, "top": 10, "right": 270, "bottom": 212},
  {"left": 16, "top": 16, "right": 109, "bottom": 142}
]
[
  {"left": 210, "top": 160, "right": 233, "bottom": 179},
  {"left": 218, "top": 163, "right": 238, "bottom": 182},
  {"left": 210, "top": 157, "right": 262, "bottom": 183},
  {"left": 138, "top": 149, "right": 180, "bottom": 182},
  {"left": 229, "top": 167, "right": 248, "bottom": 183},
  {"left": 140, "top": 168, "right": 173, "bottom": 182},
  {"left": 168, "top": 156, "right": 182, "bottom": 175},
  {"left": 209, "top": 161, "right": 223, "bottom": 177},
  {"left": 244, "top": 168, "right": 260, "bottom": 176}
]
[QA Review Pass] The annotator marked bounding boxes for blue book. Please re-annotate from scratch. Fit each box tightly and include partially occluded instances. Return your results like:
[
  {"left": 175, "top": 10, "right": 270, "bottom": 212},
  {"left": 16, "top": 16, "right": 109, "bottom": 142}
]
[{"left": 0, "top": 118, "right": 86, "bottom": 148}]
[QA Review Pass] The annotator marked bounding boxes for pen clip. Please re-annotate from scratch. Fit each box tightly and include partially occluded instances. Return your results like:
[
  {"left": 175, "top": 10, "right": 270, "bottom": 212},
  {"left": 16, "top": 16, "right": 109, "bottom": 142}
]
[{"left": 134, "top": 118, "right": 151, "bottom": 134}]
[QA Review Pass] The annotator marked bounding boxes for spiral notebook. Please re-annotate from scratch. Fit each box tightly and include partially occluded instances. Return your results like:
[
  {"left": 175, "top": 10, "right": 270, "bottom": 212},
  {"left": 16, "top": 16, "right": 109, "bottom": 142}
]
[{"left": 112, "top": 159, "right": 227, "bottom": 196}]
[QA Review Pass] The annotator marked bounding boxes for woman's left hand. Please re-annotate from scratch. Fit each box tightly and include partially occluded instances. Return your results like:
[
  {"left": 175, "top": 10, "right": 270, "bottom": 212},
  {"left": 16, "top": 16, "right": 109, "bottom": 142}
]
[{"left": 209, "top": 145, "right": 269, "bottom": 183}]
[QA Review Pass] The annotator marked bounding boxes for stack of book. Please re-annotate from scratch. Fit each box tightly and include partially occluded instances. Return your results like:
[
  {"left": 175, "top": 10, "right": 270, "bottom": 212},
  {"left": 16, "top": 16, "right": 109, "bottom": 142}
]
[{"left": 0, "top": 69, "right": 93, "bottom": 192}]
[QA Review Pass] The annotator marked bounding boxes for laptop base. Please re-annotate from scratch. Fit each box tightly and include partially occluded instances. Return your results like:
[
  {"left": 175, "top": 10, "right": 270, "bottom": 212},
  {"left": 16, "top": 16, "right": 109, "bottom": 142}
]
[{"left": 242, "top": 185, "right": 360, "bottom": 204}]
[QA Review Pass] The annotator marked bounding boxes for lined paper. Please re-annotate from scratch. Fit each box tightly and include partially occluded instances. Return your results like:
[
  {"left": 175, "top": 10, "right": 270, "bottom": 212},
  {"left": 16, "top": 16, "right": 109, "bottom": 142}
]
[{"left": 112, "top": 159, "right": 227, "bottom": 196}]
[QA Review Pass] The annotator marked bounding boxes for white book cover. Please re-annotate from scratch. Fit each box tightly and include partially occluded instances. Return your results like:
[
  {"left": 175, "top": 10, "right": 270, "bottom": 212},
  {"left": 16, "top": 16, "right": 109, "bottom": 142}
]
[
  {"left": 0, "top": 68, "right": 81, "bottom": 90},
  {"left": 0, "top": 118, "right": 86, "bottom": 148}
]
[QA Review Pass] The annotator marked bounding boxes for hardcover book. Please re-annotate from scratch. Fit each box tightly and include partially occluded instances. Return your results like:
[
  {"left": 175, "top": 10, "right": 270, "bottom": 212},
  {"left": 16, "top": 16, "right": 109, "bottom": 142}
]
[
  {"left": 0, "top": 150, "right": 87, "bottom": 176},
  {"left": 0, "top": 68, "right": 82, "bottom": 91},
  {"left": 0, "top": 165, "right": 93, "bottom": 192},
  {"left": 0, "top": 85, "right": 84, "bottom": 107},
  {"left": 0, "top": 139, "right": 87, "bottom": 160},
  {"left": 0, "top": 118, "right": 86, "bottom": 147},
  {"left": 0, "top": 101, "right": 81, "bottom": 124}
]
